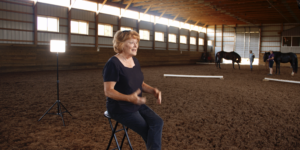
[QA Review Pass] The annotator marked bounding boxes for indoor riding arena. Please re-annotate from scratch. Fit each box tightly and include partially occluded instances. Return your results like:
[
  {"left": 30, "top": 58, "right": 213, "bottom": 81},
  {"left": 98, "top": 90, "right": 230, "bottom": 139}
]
[{"left": 1, "top": 0, "right": 300, "bottom": 150}]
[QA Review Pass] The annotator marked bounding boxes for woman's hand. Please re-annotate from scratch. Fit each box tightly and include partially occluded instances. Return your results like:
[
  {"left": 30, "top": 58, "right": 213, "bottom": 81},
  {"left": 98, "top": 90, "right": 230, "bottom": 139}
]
[
  {"left": 153, "top": 88, "right": 162, "bottom": 104},
  {"left": 129, "top": 89, "right": 146, "bottom": 105}
]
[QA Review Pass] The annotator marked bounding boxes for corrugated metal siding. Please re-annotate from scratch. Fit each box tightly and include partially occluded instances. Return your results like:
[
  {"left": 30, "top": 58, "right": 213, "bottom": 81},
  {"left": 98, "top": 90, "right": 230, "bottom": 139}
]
[
  {"left": 71, "top": 9, "right": 94, "bottom": 22},
  {"left": 140, "top": 21, "right": 153, "bottom": 30},
  {"left": 282, "top": 26, "right": 300, "bottom": 36},
  {"left": 155, "top": 24, "right": 166, "bottom": 32},
  {"left": 261, "top": 47, "right": 280, "bottom": 51},
  {"left": 190, "top": 31, "right": 197, "bottom": 36},
  {"left": 155, "top": 42, "right": 166, "bottom": 49},
  {"left": 37, "top": 32, "right": 67, "bottom": 43},
  {"left": 140, "top": 40, "right": 152, "bottom": 47},
  {"left": 89, "top": 22, "right": 95, "bottom": 29},
  {"left": 199, "top": 33, "right": 205, "bottom": 38},
  {"left": 223, "top": 37, "right": 234, "bottom": 41},
  {"left": 281, "top": 47, "right": 300, "bottom": 53},
  {"left": 263, "top": 25, "right": 281, "bottom": 30},
  {"left": 284, "top": 25, "right": 296, "bottom": 30},
  {"left": 235, "top": 33, "right": 244, "bottom": 57},
  {"left": 0, "top": 29, "right": 33, "bottom": 41},
  {"left": 216, "top": 42, "right": 221, "bottom": 47},
  {"left": 0, "top": 1, "right": 33, "bottom": 13},
  {"left": 169, "top": 43, "right": 177, "bottom": 49},
  {"left": 5, "top": 0, "right": 32, "bottom": 5},
  {"left": 0, "top": 20, "right": 33, "bottom": 30},
  {"left": 180, "top": 44, "right": 188, "bottom": 51},
  {"left": 60, "top": 27, "right": 68, "bottom": 33},
  {"left": 99, "top": 37, "right": 113, "bottom": 45},
  {"left": 180, "top": 29, "right": 188, "bottom": 35},
  {"left": 60, "top": 19, "right": 68, "bottom": 26},
  {"left": 37, "top": 3, "right": 67, "bottom": 18},
  {"left": 190, "top": 45, "right": 196, "bottom": 51},
  {"left": 262, "top": 37, "right": 280, "bottom": 41},
  {"left": 261, "top": 42, "right": 280, "bottom": 47},
  {"left": 121, "top": 18, "right": 136, "bottom": 28},
  {"left": 98, "top": 13, "right": 118, "bottom": 25},
  {"left": 262, "top": 32, "right": 280, "bottom": 36},
  {"left": 250, "top": 33, "right": 259, "bottom": 57},
  {"left": 0, "top": 10, "right": 33, "bottom": 22},
  {"left": 71, "top": 35, "right": 94, "bottom": 44},
  {"left": 224, "top": 27, "right": 234, "bottom": 32},
  {"left": 169, "top": 26, "right": 178, "bottom": 33},
  {"left": 89, "top": 29, "right": 95, "bottom": 36},
  {"left": 198, "top": 46, "right": 204, "bottom": 51}
]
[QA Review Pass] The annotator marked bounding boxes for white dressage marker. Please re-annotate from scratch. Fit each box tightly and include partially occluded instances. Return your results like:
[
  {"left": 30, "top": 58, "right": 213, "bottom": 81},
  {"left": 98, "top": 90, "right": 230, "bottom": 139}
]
[
  {"left": 164, "top": 74, "right": 224, "bottom": 79},
  {"left": 263, "top": 78, "right": 300, "bottom": 84}
]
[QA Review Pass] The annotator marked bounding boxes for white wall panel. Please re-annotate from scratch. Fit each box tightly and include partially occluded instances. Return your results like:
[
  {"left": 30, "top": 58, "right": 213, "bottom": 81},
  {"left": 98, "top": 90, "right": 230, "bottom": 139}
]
[
  {"left": 121, "top": 18, "right": 136, "bottom": 28},
  {"left": 261, "top": 42, "right": 280, "bottom": 47},
  {"left": 155, "top": 24, "right": 166, "bottom": 32},
  {"left": 216, "top": 42, "right": 221, "bottom": 46},
  {"left": 207, "top": 33, "right": 214, "bottom": 37},
  {"left": 139, "top": 21, "right": 152, "bottom": 30},
  {"left": 216, "top": 37, "right": 222, "bottom": 41},
  {"left": 89, "top": 29, "right": 95, "bottom": 35},
  {"left": 0, "top": 1, "right": 33, "bottom": 13},
  {"left": 60, "top": 26, "right": 67, "bottom": 33},
  {"left": 250, "top": 33, "right": 259, "bottom": 57},
  {"left": 281, "top": 47, "right": 300, "bottom": 53},
  {"left": 71, "top": 35, "right": 94, "bottom": 44},
  {"left": 71, "top": 9, "right": 94, "bottom": 22},
  {"left": 71, "top": 44, "right": 94, "bottom": 47},
  {"left": 99, "top": 13, "right": 118, "bottom": 25},
  {"left": 98, "top": 37, "right": 113, "bottom": 45},
  {"left": 261, "top": 47, "right": 280, "bottom": 52},
  {"left": 37, "top": 3, "right": 67, "bottom": 18},
  {"left": 224, "top": 42, "right": 234, "bottom": 46},
  {"left": 180, "top": 44, "right": 188, "bottom": 50},
  {"left": 223, "top": 37, "right": 234, "bottom": 41},
  {"left": 223, "top": 32, "right": 234, "bottom": 36},
  {"left": 0, "top": 11, "right": 33, "bottom": 22}
]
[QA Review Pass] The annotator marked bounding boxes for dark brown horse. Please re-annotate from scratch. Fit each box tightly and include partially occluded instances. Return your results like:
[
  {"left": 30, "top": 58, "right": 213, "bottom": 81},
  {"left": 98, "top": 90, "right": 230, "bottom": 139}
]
[
  {"left": 263, "top": 52, "right": 298, "bottom": 76},
  {"left": 215, "top": 51, "right": 241, "bottom": 69}
]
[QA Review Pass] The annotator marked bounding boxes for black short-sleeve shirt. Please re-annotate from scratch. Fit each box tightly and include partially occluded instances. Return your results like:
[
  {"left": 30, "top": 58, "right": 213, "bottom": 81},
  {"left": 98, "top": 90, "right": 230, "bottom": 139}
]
[{"left": 103, "top": 56, "right": 144, "bottom": 113}]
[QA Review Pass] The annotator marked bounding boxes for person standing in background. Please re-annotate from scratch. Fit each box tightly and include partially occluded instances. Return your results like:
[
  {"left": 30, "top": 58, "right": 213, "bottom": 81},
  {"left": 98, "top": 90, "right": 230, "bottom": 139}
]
[{"left": 249, "top": 50, "right": 255, "bottom": 71}]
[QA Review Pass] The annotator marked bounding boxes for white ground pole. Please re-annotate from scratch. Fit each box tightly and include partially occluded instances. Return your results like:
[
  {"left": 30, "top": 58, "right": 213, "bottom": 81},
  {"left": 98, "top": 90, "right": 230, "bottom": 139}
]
[
  {"left": 263, "top": 78, "right": 300, "bottom": 84},
  {"left": 163, "top": 74, "right": 224, "bottom": 79}
]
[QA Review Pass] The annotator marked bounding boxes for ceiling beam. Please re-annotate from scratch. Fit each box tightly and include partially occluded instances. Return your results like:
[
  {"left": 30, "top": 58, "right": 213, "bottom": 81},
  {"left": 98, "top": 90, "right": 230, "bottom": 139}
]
[
  {"left": 266, "top": 0, "right": 290, "bottom": 22},
  {"left": 120, "top": 0, "right": 133, "bottom": 17},
  {"left": 98, "top": 0, "right": 107, "bottom": 12}
]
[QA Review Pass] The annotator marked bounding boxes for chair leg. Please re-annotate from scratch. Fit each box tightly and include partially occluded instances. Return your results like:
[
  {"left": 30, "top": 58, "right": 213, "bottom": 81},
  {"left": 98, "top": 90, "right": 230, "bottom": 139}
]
[
  {"left": 106, "top": 119, "right": 121, "bottom": 150},
  {"left": 123, "top": 126, "right": 133, "bottom": 150}
]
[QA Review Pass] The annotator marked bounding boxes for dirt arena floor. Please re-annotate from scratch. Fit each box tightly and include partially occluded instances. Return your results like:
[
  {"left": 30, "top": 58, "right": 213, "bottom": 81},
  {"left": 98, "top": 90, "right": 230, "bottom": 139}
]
[{"left": 1, "top": 64, "right": 300, "bottom": 150}]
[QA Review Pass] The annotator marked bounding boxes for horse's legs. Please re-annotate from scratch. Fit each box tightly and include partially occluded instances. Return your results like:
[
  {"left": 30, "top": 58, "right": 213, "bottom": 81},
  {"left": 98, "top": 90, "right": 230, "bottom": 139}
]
[
  {"left": 232, "top": 61, "right": 235, "bottom": 69},
  {"left": 238, "top": 63, "right": 240, "bottom": 70}
]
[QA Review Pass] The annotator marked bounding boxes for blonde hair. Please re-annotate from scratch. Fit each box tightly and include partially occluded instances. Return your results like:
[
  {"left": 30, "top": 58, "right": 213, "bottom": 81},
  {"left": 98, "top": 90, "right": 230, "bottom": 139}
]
[{"left": 113, "top": 30, "right": 140, "bottom": 53}]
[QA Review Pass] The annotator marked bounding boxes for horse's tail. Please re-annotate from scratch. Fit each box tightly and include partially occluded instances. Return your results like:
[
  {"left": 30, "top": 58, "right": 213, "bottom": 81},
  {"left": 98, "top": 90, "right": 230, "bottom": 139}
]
[
  {"left": 238, "top": 56, "right": 241, "bottom": 63},
  {"left": 295, "top": 57, "right": 298, "bottom": 73}
]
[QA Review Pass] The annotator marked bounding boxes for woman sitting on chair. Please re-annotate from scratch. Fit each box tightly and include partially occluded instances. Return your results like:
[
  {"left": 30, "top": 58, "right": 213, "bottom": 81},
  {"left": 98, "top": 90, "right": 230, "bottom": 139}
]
[{"left": 102, "top": 30, "right": 164, "bottom": 150}]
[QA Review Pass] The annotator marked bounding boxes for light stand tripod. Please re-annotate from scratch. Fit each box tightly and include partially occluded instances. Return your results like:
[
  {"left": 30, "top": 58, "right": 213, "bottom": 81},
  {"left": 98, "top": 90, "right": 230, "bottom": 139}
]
[{"left": 38, "top": 40, "right": 72, "bottom": 126}]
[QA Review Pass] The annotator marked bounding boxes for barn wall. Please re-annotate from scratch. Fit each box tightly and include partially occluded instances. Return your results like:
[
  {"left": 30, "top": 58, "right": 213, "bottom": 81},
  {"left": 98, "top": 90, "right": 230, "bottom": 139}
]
[{"left": 0, "top": 45, "right": 203, "bottom": 73}]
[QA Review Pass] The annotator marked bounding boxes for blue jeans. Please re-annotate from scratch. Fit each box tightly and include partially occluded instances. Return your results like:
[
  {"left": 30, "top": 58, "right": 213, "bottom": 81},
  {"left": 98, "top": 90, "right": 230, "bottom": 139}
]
[
  {"left": 250, "top": 60, "right": 253, "bottom": 69},
  {"left": 108, "top": 104, "right": 164, "bottom": 150}
]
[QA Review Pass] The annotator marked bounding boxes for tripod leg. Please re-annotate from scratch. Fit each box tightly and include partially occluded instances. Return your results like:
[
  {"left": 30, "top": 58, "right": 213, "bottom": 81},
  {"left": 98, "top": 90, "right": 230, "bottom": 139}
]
[
  {"left": 60, "top": 102, "right": 72, "bottom": 116},
  {"left": 38, "top": 101, "right": 58, "bottom": 121},
  {"left": 58, "top": 102, "right": 65, "bottom": 126}
]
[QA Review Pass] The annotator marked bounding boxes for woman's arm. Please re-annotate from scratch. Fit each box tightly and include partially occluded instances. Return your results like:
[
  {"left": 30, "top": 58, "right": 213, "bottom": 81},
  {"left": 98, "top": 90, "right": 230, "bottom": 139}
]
[
  {"left": 104, "top": 82, "right": 146, "bottom": 105},
  {"left": 142, "top": 82, "right": 161, "bottom": 104}
]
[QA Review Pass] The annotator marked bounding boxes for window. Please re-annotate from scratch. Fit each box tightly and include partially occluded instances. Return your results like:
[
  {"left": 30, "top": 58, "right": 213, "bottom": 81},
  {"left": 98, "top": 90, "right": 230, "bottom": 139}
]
[
  {"left": 98, "top": 24, "right": 113, "bottom": 37},
  {"left": 71, "top": 20, "right": 88, "bottom": 35},
  {"left": 283, "top": 37, "right": 291, "bottom": 46},
  {"left": 168, "top": 34, "right": 176, "bottom": 43},
  {"left": 155, "top": 16, "right": 169, "bottom": 25},
  {"left": 208, "top": 40, "right": 213, "bottom": 46},
  {"left": 72, "top": 0, "right": 97, "bottom": 12},
  {"left": 121, "top": 27, "right": 133, "bottom": 31},
  {"left": 38, "top": 16, "right": 59, "bottom": 32},
  {"left": 169, "top": 20, "right": 180, "bottom": 28},
  {"left": 121, "top": 9, "right": 139, "bottom": 19},
  {"left": 198, "top": 38, "right": 204, "bottom": 45},
  {"left": 37, "top": 0, "right": 70, "bottom": 7},
  {"left": 180, "top": 35, "right": 187, "bottom": 44},
  {"left": 292, "top": 37, "right": 300, "bottom": 46},
  {"left": 99, "top": 5, "right": 120, "bottom": 16},
  {"left": 139, "top": 29, "right": 150, "bottom": 40},
  {"left": 139, "top": 13, "right": 154, "bottom": 22},
  {"left": 190, "top": 37, "right": 196, "bottom": 45},
  {"left": 155, "top": 32, "right": 164, "bottom": 42}
]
